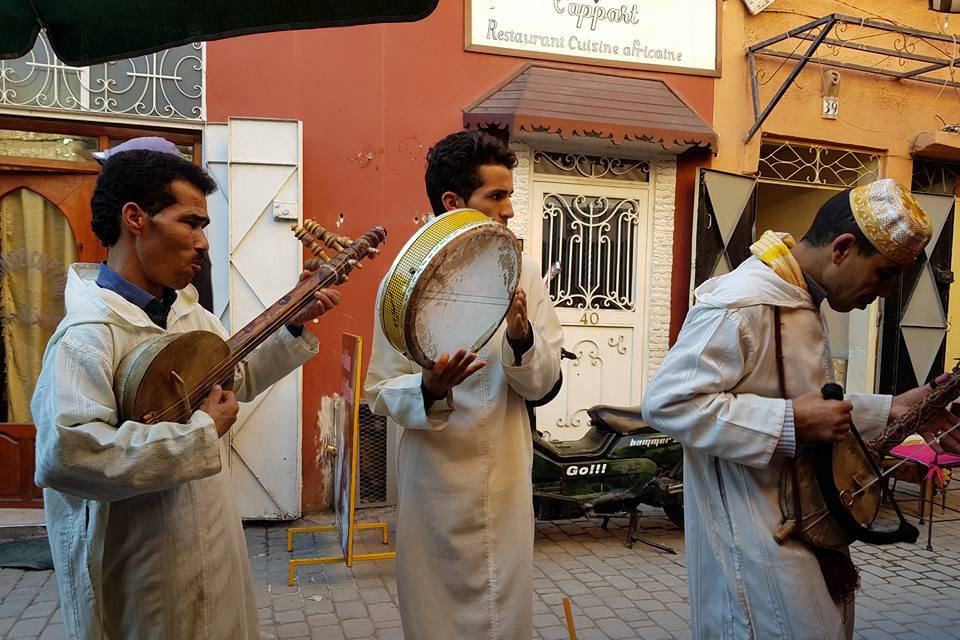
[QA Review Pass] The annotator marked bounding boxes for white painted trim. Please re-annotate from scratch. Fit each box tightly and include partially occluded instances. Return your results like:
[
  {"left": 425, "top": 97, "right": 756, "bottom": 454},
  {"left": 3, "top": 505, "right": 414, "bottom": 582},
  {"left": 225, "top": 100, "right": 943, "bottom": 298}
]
[{"left": 645, "top": 155, "right": 678, "bottom": 384}]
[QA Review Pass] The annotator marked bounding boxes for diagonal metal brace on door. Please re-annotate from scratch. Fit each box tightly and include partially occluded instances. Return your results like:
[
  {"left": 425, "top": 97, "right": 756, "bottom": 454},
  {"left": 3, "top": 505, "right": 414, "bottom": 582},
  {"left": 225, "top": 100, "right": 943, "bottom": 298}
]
[{"left": 746, "top": 13, "right": 960, "bottom": 142}]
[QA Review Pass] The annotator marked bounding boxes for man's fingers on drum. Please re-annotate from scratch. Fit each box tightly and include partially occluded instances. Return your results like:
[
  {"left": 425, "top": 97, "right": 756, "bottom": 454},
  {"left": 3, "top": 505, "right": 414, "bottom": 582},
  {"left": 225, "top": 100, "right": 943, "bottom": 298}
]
[
  {"left": 441, "top": 349, "right": 469, "bottom": 371},
  {"left": 450, "top": 352, "right": 479, "bottom": 377}
]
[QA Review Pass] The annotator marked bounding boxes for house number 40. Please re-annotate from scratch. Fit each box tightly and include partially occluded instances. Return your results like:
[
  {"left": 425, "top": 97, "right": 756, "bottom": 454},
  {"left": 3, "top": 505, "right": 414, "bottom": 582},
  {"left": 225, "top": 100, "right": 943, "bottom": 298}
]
[{"left": 580, "top": 312, "right": 600, "bottom": 325}]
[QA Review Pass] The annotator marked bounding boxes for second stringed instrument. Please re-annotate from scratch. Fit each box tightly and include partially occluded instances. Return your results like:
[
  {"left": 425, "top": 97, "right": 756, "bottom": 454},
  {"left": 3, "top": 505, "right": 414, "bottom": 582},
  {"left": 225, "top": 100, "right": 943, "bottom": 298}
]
[
  {"left": 776, "top": 366, "right": 960, "bottom": 548},
  {"left": 113, "top": 226, "right": 387, "bottom": 425}
]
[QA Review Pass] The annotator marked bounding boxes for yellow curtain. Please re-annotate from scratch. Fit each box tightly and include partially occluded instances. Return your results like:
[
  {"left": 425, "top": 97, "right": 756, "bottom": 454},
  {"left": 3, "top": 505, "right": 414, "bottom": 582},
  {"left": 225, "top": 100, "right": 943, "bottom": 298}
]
[{"left": 0, "top": 188, "right": 76, "bottom": 423}]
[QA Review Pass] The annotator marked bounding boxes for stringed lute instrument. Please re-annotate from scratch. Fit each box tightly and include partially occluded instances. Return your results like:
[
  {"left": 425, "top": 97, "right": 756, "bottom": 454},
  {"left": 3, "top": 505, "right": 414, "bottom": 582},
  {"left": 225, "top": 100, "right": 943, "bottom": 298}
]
[
  {"left": 776, "top": 366, "right": 960, "bottom": 548},
  {"left": 113, "top": 226, "right": 386, "bottom": 425}
]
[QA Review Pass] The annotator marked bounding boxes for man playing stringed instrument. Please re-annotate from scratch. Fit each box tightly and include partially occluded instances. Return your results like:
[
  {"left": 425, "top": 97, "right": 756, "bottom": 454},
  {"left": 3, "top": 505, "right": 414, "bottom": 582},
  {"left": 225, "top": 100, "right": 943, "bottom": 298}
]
[
  {"left": 31, "top": 144, "right": 342, "bottom": 639},
  {"left": 365, "top": 130, "right": 563, "bottom": 640},
  {"left": 643, "top": 179, "right": 959, "bottom": 640}
]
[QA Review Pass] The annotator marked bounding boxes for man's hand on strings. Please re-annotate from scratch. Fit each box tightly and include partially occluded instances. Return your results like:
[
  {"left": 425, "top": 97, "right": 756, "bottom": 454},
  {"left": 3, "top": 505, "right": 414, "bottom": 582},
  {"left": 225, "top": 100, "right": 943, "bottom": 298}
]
[
  {"left": 792, "top": 391, "right": 853, "bottom": 443},
  {"left": 200, "top": 385, "right": 239, "bottom": 437},
  {"left": 288, "top": 269, "right": 342, "bottom": 326},
  {"left": 506, "top": 287, "right": 529, "bottom": 341},
  {"left": 422, "top": 349, "right": 486, "bottom": 397}
]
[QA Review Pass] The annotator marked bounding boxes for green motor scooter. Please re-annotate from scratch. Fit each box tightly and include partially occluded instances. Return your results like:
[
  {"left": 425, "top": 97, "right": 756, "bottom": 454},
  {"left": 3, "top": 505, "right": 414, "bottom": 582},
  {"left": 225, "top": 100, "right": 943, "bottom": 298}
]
[{"left": 529, "top": 358, "right": 685, "bottom": 553}]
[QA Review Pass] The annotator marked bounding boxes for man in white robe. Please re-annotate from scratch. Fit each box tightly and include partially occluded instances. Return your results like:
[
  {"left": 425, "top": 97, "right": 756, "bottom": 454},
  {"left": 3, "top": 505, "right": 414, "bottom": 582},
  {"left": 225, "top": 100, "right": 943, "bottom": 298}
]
[
  {"left": 643, "top": 180, "right": 959, "bottom": 640},
  {"left": 31, "top": 144, "right": 341, "bottom": 639},
  {"left": 365, "top": 131, "right": 563, "bottom": 640}
]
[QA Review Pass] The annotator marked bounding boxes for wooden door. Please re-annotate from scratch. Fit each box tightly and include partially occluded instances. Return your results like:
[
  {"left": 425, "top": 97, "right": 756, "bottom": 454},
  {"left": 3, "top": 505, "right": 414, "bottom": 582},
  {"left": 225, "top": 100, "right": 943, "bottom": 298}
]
[{"left": 0, "top": 170, "right": 103, "bottom": 508}]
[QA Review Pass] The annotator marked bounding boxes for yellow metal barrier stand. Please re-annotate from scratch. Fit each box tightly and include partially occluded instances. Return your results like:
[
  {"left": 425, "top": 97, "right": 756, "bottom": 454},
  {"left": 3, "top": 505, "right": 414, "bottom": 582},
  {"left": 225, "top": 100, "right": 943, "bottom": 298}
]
[
  {"left": 287, "top": 334, "right": 396, "bottom": 587},
  {"left": 287, "top": 523, "right": 395, "bottom": 586}
]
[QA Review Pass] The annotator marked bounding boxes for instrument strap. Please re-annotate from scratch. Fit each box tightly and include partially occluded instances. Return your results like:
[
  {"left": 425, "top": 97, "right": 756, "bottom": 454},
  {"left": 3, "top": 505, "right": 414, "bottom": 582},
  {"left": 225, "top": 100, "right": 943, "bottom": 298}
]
[
  {"left": 773, "top": 306, "right": 787, "bottom": 399},
  {"left": 773, "top": 307, "right": 805, "bottom": 526},
  {"left": 775, "top": 307, "right": 862, "bottom": 603}
]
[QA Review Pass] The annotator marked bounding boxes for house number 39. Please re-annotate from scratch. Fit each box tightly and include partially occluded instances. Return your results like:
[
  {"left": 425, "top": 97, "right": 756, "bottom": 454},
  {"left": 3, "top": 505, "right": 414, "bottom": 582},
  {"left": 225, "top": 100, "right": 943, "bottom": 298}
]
[{"left": 822, "top": 96, "right": 839, "bottom": 120}]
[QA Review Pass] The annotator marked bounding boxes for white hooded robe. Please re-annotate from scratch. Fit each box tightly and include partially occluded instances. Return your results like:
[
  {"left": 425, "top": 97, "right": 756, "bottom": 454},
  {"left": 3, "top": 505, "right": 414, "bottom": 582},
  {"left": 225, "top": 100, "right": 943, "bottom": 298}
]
[
  {"left": 31, "top": 263, "right": 318, "bottom": 640},
  {"left": 643, "top": 255, "right": 891, "bottom": 640},
  {"left": 365, "top": 254, "right": 563, "bottom": 640}
]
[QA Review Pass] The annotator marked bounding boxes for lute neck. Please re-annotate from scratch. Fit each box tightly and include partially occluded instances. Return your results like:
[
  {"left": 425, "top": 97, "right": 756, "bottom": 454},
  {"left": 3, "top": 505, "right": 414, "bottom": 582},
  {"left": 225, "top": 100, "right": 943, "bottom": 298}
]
[
  {"left": 182, "top": 227, "right": 386, "bottom": 414},
  {"left": 225, "top": 227, "right": 386, "bottom": 360},
  {"left": 867, "top": 367, "right": 960, "bottom": 455}
]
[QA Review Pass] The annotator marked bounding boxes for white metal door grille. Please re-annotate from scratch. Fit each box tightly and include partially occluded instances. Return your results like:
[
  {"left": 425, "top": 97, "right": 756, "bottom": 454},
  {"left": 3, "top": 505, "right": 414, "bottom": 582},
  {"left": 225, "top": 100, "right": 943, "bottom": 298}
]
[
  {"left": 533, "top": 151, "right": 649, "bottom": 182},
  {"left": 541, "top": 193, "right": 640, "bottom": 311}
]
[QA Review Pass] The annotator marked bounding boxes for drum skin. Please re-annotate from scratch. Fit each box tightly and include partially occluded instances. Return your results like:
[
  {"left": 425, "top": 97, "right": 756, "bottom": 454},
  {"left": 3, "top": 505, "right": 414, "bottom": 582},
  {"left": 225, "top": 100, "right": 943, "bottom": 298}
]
[
  {"left": 379, "top": 209, "right": 521, "bottom": 368},
  {"left": 114, "top": 330, "right": 231, "bottom": 424}
]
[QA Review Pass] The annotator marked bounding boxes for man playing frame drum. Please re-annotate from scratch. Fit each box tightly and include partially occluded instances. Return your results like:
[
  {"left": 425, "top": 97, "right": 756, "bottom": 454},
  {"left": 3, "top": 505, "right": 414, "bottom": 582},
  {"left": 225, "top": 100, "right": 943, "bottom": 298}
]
[
  {"left": 31, "top": 143, "right": 341, "bottom": 639},
  {"left": 365, "top": 130, "right": 563, "bottom": 640},
  {"left": 643, "top": 179, "right": 959, "bottom": 640}
]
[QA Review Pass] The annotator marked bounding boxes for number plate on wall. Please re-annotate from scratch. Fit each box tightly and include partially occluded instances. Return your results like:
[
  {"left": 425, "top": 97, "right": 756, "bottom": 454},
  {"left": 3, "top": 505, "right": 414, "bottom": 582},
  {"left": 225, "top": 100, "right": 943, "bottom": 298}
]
[{"left": 822, "top": 96, "right": 839, "bottom": 120}]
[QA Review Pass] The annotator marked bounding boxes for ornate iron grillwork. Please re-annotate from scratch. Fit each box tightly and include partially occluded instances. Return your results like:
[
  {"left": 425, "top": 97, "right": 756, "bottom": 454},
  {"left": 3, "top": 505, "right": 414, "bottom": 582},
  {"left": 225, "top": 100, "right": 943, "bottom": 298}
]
[
  {"left": 534, "top": 151, "right": 649, "bottom": 182},
  {"left": 0, "top": 32, "right": 203, "bottom": 120},
  {"left": 912, "top": 158, "right": 960, "bottom": 195},
  {"left": 541, "top": 192, "right": 640, "bottom": 310},
  {"left": 357, "top": 403, "right": 391, "bottom": 507},
  {"left": 758, "top": 141, "right": 879, "bottom": 187}
]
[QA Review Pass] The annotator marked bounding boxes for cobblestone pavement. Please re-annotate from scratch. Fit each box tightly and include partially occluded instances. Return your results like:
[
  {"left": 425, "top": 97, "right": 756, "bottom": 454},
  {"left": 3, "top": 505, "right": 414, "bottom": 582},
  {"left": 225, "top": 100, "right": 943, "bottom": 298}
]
[{"left": 2, "top": 491, "right": 959, "bottom": 639}]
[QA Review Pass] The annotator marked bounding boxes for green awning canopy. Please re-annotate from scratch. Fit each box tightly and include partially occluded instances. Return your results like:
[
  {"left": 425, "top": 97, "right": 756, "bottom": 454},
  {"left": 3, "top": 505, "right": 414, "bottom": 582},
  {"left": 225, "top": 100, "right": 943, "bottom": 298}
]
[{"left": 0, "top": 0, "right": 440, "bottom": 66}]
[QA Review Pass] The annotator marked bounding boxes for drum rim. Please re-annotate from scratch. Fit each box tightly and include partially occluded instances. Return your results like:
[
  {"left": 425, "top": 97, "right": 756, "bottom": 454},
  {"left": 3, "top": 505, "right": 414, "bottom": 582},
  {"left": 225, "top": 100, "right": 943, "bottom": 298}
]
[
  {"left": 403, "top": 222, "right": 520, "bottom": 367},
  {"left": 377, "top": 209, "right": 521, "bottom": 368},
  {"left": 378, "top": 209, "right": 489, "bottom": 357}
]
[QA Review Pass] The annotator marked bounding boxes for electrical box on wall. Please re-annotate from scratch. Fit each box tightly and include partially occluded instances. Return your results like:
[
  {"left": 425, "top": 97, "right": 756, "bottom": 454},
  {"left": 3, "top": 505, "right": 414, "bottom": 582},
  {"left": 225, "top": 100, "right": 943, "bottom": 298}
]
[{"left": 272, "top": 199, "right": 299, "bottom": 221}]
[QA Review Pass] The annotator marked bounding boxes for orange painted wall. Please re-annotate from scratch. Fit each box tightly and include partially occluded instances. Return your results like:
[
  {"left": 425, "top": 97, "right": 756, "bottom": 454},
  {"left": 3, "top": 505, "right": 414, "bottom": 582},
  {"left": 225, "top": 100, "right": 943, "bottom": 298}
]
[
  {"left": 206, "top": 1, "right": 714, "bottom": 510},
  {"left": 714, "top": 0, "right": 960, "bottom": 181}
]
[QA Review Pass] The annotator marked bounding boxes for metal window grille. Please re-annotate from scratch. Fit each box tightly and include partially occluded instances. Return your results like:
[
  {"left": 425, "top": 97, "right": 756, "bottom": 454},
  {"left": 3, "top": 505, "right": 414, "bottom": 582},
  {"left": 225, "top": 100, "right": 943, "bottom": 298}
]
[
  {"left": 0, "top": 32, "right": 203, "bottom": 121},
  {"left": 758, "top": 141, "right": 879, "bottom": 187},
  {"left": 357, "top": 403, "right": 397, "bottom": 508}
]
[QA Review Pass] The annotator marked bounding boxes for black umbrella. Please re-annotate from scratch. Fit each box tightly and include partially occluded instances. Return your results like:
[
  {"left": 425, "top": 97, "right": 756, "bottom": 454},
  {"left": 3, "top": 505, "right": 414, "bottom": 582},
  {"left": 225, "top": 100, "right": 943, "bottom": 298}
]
[{"left": 0, "top": 0, "right": 440, "bottom": 66}]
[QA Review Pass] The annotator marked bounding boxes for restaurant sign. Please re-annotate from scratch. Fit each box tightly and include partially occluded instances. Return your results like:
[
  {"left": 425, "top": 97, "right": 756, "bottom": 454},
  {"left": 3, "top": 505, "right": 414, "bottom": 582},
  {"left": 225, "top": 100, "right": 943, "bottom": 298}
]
[{"left": 466, "top": 1, "right": 719, "bottom": 75}]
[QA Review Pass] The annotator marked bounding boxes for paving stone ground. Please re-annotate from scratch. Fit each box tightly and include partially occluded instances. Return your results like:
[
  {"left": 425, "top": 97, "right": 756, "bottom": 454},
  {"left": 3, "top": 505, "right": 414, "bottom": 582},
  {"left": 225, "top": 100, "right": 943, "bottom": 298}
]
[{"left": 2, "top": 489, "right": 959, "bottom": 639}]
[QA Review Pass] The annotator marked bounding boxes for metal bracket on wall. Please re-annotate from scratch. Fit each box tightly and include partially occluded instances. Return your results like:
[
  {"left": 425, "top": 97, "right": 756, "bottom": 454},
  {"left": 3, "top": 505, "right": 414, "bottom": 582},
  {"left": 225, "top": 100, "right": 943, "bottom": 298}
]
[{"left": 746, "top": 13, "right": 960, "bottom": 142}]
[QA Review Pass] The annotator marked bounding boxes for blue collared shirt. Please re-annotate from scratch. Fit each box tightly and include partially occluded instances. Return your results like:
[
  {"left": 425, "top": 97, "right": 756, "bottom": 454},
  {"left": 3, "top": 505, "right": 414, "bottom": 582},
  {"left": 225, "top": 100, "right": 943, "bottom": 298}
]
[{"left": 96, "top": 262, "right": 177, "bottom": 328}]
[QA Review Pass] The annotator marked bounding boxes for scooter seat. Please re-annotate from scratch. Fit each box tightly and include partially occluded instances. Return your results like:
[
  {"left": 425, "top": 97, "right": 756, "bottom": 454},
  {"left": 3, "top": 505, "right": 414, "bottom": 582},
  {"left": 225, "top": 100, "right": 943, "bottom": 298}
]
[{"left": 587, "top": 405, "right": 658, "bottom": 436}]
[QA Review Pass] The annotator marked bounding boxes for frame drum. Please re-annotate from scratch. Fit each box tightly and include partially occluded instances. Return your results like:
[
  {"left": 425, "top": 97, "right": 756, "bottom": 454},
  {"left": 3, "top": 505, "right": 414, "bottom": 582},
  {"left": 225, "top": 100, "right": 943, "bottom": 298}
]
[{"left": 378, "top": 209, "right": 521, "bottom": 368}]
